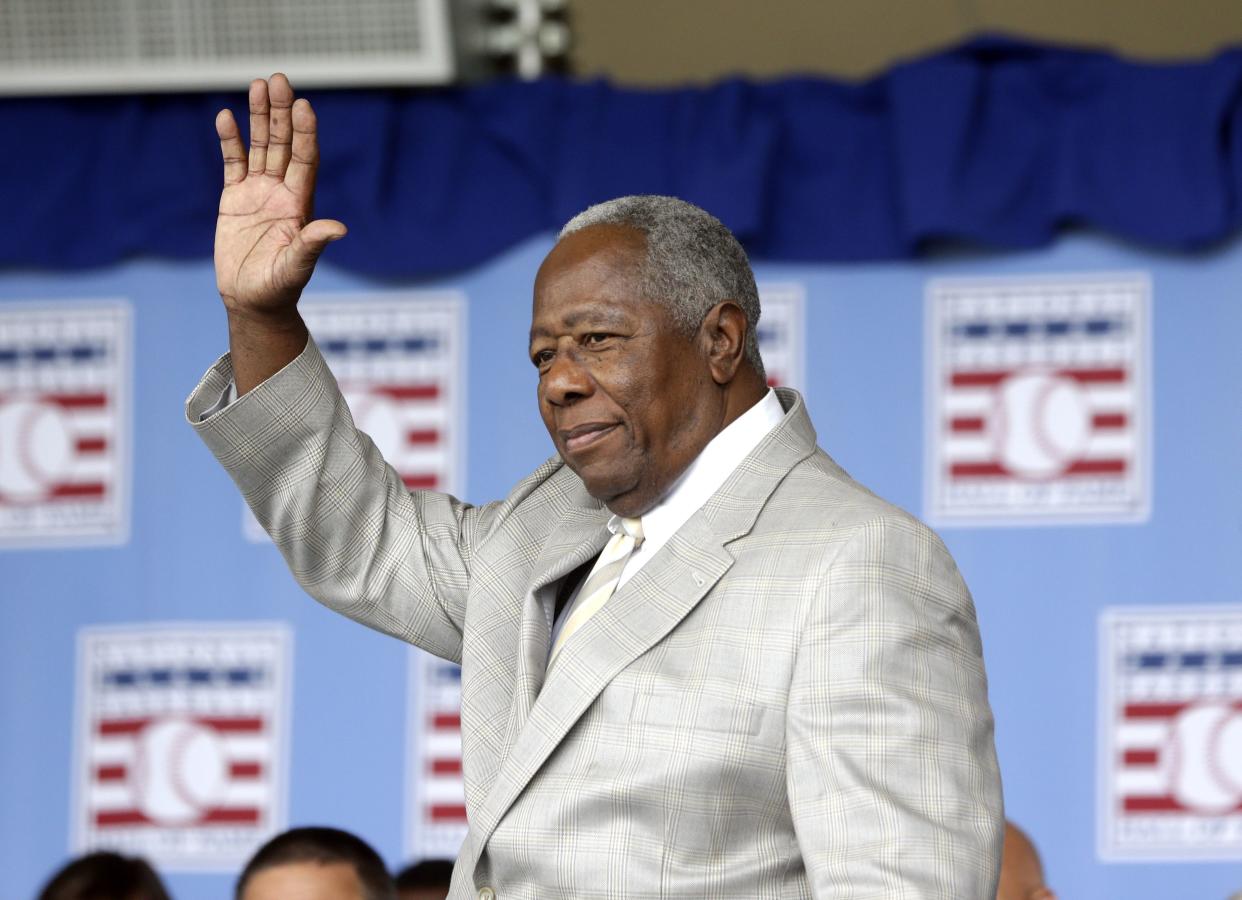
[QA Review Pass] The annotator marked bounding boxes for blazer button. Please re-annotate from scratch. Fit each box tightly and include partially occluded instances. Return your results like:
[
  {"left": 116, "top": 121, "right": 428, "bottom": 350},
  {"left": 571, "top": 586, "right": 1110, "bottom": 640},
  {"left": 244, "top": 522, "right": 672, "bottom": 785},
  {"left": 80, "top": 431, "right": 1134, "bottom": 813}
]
[{"left": 477, "top": 889, "right": 496, "bottom": 900}]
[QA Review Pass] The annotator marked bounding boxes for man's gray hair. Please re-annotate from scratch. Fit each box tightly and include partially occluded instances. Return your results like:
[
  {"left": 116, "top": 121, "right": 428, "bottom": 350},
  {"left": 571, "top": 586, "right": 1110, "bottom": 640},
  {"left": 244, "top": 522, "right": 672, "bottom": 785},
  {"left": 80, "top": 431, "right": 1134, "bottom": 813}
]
[{"left": 559, "top": 195, "right": 765, "bottom": 377}]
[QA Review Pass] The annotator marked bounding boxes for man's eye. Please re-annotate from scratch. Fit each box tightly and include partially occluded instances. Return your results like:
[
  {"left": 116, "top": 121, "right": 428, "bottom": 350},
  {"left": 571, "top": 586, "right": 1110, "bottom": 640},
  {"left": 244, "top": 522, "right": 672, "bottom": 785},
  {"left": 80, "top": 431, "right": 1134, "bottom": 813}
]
[
  {"left": 532, "top": 349, "right": 554, "bottom": 367},
  {"left": 583, "top": 333, "right": 611, "bottom": 347}
]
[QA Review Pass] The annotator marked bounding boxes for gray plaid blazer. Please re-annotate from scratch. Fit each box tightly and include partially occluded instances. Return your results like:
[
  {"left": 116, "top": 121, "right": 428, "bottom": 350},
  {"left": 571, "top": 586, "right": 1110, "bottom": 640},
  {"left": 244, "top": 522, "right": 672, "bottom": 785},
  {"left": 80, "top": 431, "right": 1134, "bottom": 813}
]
[{"left": 188, "top": 339, "right": 1002, "bottom": 898}]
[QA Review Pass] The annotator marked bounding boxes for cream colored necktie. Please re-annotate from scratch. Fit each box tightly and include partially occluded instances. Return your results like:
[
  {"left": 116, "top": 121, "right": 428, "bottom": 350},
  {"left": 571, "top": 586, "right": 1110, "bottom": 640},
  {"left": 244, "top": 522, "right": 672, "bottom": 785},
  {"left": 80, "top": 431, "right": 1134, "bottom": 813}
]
[{"left": 548, "top": 517, "right": 644, "bottom": 667}]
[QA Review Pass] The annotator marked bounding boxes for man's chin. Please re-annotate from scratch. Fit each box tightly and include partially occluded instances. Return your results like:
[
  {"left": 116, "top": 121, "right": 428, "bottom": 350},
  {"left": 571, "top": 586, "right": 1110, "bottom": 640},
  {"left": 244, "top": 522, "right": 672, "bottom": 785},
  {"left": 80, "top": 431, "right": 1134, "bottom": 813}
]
[
  {"left": 594, "top": 484, "right": 656, "bottom": 519},
  {"left": 573, "top": 472, "right": 647, "bottom": 517}
]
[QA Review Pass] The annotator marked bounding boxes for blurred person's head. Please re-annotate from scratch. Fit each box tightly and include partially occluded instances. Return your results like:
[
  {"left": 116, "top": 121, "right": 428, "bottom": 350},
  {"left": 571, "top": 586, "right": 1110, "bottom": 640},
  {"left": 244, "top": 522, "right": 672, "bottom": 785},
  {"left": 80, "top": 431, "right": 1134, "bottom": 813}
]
[
  {"left": 393, "top": 858, "right": 454, "bottom": 900},
  {"left": 37, "top": 850, "right": 170, "bottom": 900},
  {"left": 997, "top": 821, "right": 1056, "bottom": 900},
  {"left": 236, "top": 826, "right": 395, "bottom": 900}
]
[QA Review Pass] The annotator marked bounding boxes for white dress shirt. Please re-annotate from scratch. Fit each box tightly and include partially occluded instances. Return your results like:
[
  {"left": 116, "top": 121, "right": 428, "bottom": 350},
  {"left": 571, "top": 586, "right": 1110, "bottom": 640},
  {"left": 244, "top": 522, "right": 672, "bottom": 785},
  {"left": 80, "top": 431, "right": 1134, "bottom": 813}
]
[{"left": 549, "top": 389, "right": 785, "bottom": 649}]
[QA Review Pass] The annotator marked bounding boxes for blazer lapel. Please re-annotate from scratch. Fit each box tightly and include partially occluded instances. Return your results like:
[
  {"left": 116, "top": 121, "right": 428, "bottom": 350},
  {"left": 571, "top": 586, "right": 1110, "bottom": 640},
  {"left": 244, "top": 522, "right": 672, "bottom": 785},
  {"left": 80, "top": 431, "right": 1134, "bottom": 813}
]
[
  {"left": 471, "top": 511, "right": 733, "bottom": 853},
  {"left": 497, "top": 506, "right": 611, "bottom": 752}
]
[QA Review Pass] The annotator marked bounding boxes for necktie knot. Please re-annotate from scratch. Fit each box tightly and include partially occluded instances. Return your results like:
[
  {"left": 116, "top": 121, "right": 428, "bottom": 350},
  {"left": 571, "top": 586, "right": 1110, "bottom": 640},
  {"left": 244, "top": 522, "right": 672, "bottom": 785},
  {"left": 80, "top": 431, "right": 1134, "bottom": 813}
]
[{"left": 619, "top": 516, "right": 644, "bottom": 547}]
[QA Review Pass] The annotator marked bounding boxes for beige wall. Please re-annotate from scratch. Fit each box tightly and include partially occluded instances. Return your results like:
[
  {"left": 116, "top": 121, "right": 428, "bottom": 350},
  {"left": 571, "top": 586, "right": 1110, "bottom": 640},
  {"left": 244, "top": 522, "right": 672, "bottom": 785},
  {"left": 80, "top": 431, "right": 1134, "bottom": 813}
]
[{"left": 569, "top": 0, "right": 1242, "bottom": 84}]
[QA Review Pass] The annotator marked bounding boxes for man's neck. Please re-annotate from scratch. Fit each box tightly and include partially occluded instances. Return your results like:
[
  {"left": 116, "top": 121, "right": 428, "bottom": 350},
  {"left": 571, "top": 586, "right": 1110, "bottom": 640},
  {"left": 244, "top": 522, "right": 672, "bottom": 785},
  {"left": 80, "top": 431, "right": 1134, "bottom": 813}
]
[
  {"left": 718, "top": 371, "right": 770, "bottom": 433},
  {"left": 618, "top": 387, "right": 785, "bottom": 539}
]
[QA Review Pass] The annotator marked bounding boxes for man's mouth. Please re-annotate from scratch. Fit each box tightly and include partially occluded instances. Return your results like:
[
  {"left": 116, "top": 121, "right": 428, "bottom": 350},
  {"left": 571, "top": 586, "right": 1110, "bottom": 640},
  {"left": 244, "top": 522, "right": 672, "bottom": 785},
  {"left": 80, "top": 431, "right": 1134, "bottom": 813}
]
[{"left": 561, "top": 422, "right": 619, "bottom": 453}]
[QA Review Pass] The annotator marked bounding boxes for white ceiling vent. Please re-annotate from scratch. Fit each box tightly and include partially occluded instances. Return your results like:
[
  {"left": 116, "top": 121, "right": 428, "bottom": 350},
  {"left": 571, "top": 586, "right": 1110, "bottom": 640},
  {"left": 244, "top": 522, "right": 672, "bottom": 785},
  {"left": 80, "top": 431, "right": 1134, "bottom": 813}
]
[{"left": 0, "top": 0, "right": 455, "bottom": 94}]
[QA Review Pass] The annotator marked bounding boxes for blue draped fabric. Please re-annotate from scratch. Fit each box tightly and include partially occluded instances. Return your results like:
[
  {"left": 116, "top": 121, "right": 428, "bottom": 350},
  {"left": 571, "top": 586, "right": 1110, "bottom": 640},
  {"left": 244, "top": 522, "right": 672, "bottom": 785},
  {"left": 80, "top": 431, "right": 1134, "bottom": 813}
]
[{"left": 5, "top": 37, "right": 1242, "bottom": 275}]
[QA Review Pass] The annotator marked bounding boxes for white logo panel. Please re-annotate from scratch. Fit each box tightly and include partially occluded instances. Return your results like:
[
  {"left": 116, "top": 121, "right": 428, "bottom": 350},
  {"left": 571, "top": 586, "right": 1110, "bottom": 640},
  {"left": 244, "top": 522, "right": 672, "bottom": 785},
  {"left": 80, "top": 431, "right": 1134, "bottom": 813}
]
[
  {"left": 757, "top": 283, "right": 805, "bottom": 392},
  {"left": 927, "top": 275, "right": 1150, "bottom": 525},
  {"left": 1099, "top": 606, "right": 1242, "bottom": 860},
  {"left": 0, "top": 301, "right": 130, "bottom": 546},
  {"left": 405, "top": 650, "right": 467, "bottom": 861},
  {"left": 73, "top": 624, "right": 291, "bottom": 870}
]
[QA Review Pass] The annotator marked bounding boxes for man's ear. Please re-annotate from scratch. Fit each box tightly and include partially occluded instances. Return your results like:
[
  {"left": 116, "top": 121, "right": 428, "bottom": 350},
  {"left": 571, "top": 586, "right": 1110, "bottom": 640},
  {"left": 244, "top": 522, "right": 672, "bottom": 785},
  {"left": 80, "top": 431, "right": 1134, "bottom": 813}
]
[{"left": 699, "top": 301, "right": 749, "bottom": 385}]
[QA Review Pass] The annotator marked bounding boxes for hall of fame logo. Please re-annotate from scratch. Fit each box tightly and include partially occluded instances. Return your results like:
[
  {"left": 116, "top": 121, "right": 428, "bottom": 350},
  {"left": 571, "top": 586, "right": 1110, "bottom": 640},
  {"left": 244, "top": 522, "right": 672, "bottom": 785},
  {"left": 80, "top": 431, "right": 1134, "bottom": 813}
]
[
  {"left": 756, "top": 283, "right": 805, "bottom": 392},
  {"left": 1098, "top": 607, "right": 1242, "bottom": 860},
  {"left": 405, "top": 651, "right": 468, "bottom": 861},
  {"left": 926, "top": 275, "right": 1150, "bottom": 525},
  {"left": 245, "top": 293, "right": 465, "bottom": 541},
  {"left": 0, "top": 301, "right": 130, "bottom": 547},
  {"left": 73, "top": 624, "right": 291, "bottom": 870}
]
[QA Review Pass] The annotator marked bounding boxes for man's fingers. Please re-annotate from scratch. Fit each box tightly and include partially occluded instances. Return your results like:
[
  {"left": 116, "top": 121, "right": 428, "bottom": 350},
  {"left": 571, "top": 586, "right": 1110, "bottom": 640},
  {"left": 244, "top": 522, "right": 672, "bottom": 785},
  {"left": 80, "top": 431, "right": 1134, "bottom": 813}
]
[
  {"left": 265, "top": 73, "right": 294, "bottom": 178},
  {"left": 247, "top": 78, "right": 270, "bottom": 175},
  {"left": 285, "top": 219, "right": 347, "bottom": 278},
  {"left": 303, "top": 219, "right": 347, "bottom": 245},
  {"left": 216, "top": 109, "right": 247, "bottom": 185},
  {"left": 285, "top": 99, "right": 320, "bottom": 201}
]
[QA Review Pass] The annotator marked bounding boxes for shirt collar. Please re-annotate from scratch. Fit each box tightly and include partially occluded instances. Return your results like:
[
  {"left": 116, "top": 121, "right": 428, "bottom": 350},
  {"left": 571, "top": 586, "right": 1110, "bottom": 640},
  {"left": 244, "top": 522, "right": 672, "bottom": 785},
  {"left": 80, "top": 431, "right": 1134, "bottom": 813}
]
[{"left": 607, "top": 388, "right": 785, "bottom": 544}]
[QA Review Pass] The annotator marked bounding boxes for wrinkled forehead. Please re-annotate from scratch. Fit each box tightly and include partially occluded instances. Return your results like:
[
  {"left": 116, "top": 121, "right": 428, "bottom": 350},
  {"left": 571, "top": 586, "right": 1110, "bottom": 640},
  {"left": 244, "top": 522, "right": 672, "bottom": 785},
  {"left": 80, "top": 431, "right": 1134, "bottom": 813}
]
[
  {"left": 554, "top": 220, "right": 649, "bottom": 258},
  {"left": 536, "top": 224, "right": 648, "bottom": 291},
  {"left": 530, "top": 226, "right": 659, "bottom": 336}
]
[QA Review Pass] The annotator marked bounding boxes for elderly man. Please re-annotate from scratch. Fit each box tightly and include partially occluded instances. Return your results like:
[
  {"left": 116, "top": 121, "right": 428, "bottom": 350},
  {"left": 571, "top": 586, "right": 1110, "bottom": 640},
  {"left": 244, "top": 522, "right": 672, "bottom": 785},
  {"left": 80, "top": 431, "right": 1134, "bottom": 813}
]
[{"left": 188, "top": 74, "right": 1003, "bottom": 898}]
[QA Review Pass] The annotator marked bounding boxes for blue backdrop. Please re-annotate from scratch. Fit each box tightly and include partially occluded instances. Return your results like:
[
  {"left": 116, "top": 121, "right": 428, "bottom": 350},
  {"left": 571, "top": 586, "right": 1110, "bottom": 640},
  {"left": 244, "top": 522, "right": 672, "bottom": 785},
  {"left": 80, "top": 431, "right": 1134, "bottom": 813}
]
[{"left": 3, "top": 230, "right": 1241, "bottom": 898}]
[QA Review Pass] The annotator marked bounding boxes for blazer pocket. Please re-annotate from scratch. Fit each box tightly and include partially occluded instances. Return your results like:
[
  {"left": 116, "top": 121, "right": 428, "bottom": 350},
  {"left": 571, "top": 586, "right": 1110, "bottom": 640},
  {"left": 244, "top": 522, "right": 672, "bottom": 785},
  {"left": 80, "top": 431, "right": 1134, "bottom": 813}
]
[{"left": 599, "top": 683, "right": 766, "bottom": 736}]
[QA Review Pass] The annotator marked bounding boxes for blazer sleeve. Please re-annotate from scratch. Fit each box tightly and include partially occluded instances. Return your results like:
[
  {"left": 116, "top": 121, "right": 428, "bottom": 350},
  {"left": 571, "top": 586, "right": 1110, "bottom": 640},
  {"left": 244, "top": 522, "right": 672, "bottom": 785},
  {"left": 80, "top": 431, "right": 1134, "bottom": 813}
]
[
  {"left": 785, "top": 514, "right": 1003, "bottom": 898},
  {"left": 185, "top": 337, "right": 494, "bottom": 664}
]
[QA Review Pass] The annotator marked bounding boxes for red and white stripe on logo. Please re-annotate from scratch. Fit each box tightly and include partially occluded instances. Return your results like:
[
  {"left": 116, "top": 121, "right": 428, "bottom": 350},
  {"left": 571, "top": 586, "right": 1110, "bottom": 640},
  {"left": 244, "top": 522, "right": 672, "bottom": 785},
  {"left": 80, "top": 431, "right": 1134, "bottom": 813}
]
[
  {"left": 88, "top": 715, "right": 271, "bottom": 828},
  {"left": 1116, "top": 700, "right": 1242, "bottom": 815},
  {"left": 421, "top": 709, "right": 466, "bottom": 826},
  {"left": 0, "top": 389, "right": 115, "bottom": 503},
  {"left": 340, "top": 381, "right": 446, "bottom": 492},
  {"left": 943, "top": 365, "right": 1134, "bottom": 481}
]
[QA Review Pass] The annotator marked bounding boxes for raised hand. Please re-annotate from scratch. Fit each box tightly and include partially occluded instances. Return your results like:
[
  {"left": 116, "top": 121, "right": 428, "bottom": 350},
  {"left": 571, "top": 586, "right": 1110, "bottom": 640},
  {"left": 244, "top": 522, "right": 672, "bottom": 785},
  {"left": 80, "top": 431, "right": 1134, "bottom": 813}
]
[
  {"left": 214, "top": 74, "right": 345, "bottom": 392},
  {"left": 215, "top": 73, "right": 345, "bottom": 317}
]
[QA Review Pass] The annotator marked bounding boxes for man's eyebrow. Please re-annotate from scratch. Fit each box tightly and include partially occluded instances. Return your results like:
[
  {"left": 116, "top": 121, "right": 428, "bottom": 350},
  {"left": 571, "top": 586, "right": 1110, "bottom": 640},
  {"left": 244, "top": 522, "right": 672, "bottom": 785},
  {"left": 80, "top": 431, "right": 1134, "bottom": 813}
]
[{"left": 529, "top": 307, "right": 632, "bottom": 342}]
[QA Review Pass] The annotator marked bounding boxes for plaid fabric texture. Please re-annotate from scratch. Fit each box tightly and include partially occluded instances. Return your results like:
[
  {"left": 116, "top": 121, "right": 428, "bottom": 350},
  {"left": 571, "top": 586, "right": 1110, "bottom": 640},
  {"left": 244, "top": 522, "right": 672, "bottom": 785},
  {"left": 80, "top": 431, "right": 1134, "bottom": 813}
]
[{"left": 188, "top": 338, "right": 1003, "bottom": 898}]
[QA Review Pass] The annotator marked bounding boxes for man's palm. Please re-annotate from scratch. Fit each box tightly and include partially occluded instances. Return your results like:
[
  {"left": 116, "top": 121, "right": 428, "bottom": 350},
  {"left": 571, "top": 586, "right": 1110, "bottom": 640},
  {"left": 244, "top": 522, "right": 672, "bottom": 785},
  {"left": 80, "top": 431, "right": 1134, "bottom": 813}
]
[{"left": 214, "top": 75, "right": 345, "bottom": 317}]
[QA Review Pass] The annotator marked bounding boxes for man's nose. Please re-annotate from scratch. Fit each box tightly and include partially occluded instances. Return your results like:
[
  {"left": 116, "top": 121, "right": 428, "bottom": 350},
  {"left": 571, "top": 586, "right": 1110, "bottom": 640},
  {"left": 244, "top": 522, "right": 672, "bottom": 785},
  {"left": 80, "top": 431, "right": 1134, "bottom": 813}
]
[{"left": 542, "top": 350, "right": 593, "bottom": 406}]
